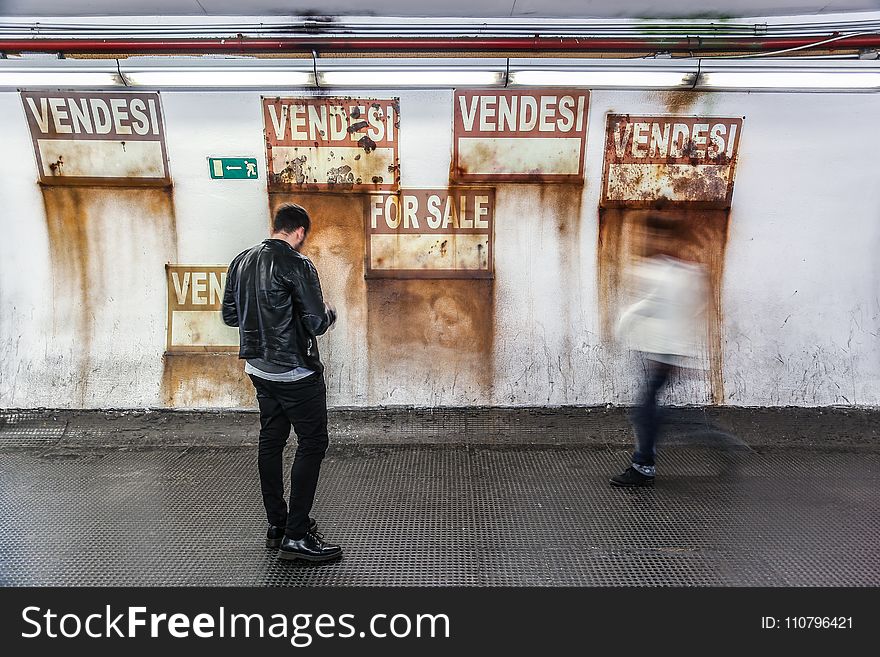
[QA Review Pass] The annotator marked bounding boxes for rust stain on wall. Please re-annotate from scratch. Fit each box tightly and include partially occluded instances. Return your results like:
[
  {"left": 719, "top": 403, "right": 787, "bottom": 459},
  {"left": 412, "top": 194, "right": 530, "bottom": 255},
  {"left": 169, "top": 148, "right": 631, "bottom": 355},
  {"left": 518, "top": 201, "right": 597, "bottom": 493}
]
[
  {"left": 687, "top": 210, "right": 730, "bottom": 405},
  {"left": 366, "top": 279, "right": 495, "bottom": 398},
  {"left": 598, "top": 205, "right": 729, "bottom": 404},
  {"left": 269, "top": 192, "right": 367, "bottom": 315},
  {"left": 161, "top": 353, "right": 254, "bottom": 407},
  {"left": 40, "top": 186, "right": 92, "bottom": 406},
  {"left": 653, "top": 90, "right": 705, "bottom": 114},
  {"left": 536, "top": 183, "right": 584, "bottom": 239},
  {"left": 41, "top": 185, "right": 178, "bottom": 405},
  {"left": 534, "top": 183, "right": 585, "bottom": 372},
  {"left": 451, "top": 158, "right": 468, "bottom": 181},
  {"left": 597, "top": 207, "right": 630, "bottom": 343}
]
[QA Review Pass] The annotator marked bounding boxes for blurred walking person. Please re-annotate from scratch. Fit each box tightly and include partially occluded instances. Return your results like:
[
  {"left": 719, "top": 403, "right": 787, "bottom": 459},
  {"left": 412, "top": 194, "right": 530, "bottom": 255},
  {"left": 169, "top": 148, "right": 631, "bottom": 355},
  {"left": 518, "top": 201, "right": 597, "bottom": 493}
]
[
  {"left": 222, "top": 203, "right": 341, "bottom": 562},
  {"left": 610, "top": 215, "right": 708, "bottom": 487}
]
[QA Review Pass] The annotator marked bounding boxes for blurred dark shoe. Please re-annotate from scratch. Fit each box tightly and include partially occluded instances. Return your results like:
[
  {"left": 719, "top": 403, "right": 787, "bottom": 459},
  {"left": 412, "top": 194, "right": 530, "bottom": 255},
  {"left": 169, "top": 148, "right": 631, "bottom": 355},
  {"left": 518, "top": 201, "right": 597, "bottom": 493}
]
[
  {"left": 278, "top": 531, "right": 342, "bottom": 563},
  {"left": 610, "top": 466, "right": 655, "bottom": 487},
  {"left": 266, "top": 518, "right": 317, "bottom": 548}
]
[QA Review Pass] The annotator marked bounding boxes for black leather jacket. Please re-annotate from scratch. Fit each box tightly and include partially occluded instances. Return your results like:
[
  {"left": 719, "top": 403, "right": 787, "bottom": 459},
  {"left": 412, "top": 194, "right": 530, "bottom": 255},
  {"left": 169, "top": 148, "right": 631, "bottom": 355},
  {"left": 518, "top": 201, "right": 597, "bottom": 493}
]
[{"left": 222, "top": 239, "right": 334, "bottom": 371}]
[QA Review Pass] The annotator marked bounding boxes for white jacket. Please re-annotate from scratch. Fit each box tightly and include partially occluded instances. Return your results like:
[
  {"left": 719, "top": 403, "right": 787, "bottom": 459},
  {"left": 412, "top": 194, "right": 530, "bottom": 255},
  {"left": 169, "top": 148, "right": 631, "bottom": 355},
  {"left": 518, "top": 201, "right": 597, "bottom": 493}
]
[{"left": 616, "top": 255, "right": 708, "bottom": 367}]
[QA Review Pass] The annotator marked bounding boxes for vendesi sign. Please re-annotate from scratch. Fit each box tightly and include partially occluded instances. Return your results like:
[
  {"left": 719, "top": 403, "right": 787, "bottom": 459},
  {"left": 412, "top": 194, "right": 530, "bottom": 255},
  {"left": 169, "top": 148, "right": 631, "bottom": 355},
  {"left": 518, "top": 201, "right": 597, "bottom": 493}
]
[
  {"left": 366, "top": 188, "right": 494, "bottom": 279},
  {"left": 208, "top": 157, "right": 258, "bottom": 179},
  {"left": 452, "top": 89, "right": 589, "bottom": 184},
  {"left": 602, "top": 114, "right": 744, "bottom": 208},
  {"left": 166, "top": 265, "right": 238, "bottom": 353},
  {"left": 20, "top": 90, "right": 169, "bottom": 186},
  {"left": 262, "top": 96, "right": 400, "bottom": 192}
]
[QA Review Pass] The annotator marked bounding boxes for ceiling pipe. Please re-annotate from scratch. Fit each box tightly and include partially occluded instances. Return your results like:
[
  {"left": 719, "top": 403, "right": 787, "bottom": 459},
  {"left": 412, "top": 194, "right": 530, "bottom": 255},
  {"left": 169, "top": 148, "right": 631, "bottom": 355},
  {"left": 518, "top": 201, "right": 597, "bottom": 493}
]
[{"left": 3, "top": 34, "right": 880, "bottom": 56}]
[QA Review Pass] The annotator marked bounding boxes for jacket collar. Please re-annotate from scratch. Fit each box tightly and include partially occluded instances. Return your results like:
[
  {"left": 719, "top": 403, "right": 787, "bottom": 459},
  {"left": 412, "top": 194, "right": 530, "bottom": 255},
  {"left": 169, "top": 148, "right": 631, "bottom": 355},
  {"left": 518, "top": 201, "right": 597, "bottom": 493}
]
[{"left": 264, "top": 238, "right": 296, "bottom": 253}]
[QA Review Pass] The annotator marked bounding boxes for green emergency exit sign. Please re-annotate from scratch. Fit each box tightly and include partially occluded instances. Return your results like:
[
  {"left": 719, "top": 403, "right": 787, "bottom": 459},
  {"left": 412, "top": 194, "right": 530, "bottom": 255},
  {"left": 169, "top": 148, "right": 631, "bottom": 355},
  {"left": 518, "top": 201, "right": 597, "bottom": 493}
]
[{"left": 208, "top": 157, "right": 258, "bottom": 179}]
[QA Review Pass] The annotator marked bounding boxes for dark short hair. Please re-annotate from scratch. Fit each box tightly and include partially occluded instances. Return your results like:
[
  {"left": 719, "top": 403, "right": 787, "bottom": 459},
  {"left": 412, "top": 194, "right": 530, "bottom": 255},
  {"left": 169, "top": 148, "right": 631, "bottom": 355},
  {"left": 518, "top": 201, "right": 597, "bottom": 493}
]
[{"left": 273, "top": 203, "right": 311, "bottom": 234}]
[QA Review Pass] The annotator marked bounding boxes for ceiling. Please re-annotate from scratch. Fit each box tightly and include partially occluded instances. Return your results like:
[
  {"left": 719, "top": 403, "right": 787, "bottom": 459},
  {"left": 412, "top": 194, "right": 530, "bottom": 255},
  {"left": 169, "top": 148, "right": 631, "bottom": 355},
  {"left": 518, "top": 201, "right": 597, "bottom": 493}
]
[{"left": 2, "top": 0, "right": 879, "bottom": 18}]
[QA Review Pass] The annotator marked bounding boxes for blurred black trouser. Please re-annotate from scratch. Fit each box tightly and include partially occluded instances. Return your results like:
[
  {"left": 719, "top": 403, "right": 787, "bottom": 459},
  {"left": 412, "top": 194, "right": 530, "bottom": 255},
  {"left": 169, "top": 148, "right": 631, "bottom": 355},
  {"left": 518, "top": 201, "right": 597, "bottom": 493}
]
[
  {"left": 248, "top": 373, "right": 328, "bottom": 540},
  {"left": 631, "top": 358, "right": 674, "bottom": 468}
]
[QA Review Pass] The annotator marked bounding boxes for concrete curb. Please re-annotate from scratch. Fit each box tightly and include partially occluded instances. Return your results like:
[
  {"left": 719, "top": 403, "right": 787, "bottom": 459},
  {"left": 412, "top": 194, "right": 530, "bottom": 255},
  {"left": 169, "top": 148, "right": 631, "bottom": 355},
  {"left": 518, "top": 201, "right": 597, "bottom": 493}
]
[{"left": 1, "top": 406, "right": 877, "bottom": 449}]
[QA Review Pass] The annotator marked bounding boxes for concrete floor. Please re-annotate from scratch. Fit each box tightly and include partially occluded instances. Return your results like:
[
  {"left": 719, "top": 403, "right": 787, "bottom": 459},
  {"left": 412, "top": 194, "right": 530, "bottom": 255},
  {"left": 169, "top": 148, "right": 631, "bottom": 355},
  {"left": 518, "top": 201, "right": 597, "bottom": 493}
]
[{"left": 0, "top": 407, "right": 878, "bottom": 586}]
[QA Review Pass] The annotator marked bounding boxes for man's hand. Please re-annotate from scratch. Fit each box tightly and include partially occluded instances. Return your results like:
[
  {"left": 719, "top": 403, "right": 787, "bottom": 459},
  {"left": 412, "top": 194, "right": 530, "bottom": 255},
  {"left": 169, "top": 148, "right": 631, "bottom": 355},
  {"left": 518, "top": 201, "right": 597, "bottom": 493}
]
[{"left": 325, "top": 302, "right": 338, "bottom": 329}]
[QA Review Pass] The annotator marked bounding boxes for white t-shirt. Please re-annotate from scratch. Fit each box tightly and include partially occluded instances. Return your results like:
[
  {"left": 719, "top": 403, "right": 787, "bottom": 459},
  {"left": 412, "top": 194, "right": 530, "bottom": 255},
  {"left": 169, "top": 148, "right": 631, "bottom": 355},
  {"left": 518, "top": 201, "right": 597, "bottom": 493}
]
[{"left": 244, "top": 358, "right": 315, "bottom": 382}]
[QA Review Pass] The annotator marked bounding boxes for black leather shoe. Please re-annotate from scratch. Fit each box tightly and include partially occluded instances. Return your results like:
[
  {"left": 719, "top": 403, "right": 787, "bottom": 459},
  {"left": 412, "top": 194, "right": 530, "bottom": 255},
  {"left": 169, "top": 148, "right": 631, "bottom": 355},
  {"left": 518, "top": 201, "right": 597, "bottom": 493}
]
[
  {"left": 609, "top": 466, "right": 655, "bottom": 488},
  {"left": 266, "top": 518, "right": 317, "bottom": 548},
  {"left": 278, "top": 531, "right": 342, "bottom": 562}
]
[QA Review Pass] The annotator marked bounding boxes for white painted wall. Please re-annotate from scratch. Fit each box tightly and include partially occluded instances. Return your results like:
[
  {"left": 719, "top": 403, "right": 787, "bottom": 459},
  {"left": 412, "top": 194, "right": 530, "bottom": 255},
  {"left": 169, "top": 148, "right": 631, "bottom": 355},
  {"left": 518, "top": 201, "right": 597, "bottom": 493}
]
[{"left": 1, "top": 87, "right": 878, "bottom": 409}]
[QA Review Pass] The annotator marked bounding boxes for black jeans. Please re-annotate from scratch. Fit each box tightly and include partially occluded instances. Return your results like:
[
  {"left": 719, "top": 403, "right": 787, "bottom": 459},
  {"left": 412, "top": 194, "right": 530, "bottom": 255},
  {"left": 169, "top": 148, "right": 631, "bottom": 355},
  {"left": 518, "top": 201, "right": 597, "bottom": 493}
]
[
  {"left": 248, "top": 373, "right": 329, "bottom": 540},
  {"left": 631, "top": 359, "right": 674, "bottom": 468}
]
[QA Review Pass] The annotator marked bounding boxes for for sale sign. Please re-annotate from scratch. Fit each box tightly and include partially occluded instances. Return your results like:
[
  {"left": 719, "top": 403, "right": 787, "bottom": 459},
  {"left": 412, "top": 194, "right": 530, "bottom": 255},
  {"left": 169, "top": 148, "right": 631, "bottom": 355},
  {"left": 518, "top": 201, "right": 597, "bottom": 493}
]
[{"left": 366, "top": 188, "right": 494, "bottom": 279}]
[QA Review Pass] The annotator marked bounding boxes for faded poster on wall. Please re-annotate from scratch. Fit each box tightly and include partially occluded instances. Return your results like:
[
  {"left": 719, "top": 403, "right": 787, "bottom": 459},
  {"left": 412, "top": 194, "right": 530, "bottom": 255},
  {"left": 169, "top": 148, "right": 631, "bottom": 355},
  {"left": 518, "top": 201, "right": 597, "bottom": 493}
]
[
  {"left": 366, "top": 188, "right": 494, "bottom": 279},
  {"left": 452, "top": 89, "right": 589, "bottom": 183},
  {"left": 166, "top": 265, "right": 239, "bottom": 352},
  {"left": 262, "top": 96, "right": 400, "bottom": 193},
  {"left": 602, "top": 115, "right": 743, "bottom": 208},
  {"left": 20, "top": 90, "right": 170, "bottom": 186}
]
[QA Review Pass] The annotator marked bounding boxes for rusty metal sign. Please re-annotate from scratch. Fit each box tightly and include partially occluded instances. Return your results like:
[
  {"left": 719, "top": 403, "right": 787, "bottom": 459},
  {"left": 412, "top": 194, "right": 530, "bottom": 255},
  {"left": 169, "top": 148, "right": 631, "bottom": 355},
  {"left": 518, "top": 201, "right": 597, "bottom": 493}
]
[
  {"left": 602, "top": 114, "right": 743, "bottom": 208},
  {"left": 262, "top": 96, "right": 400, "bottom": 193},
  {"left": 451, "top": 89, "right": 589, "bottom": 183},
  {"left": 366, "top": 188, "right": 494, "bottom": 279},
  {"left": 20, "top": 90, "right": 169, "bottom": 186},
  {"left": 166, "top": 265, "right": 239, "bottom": 353}
]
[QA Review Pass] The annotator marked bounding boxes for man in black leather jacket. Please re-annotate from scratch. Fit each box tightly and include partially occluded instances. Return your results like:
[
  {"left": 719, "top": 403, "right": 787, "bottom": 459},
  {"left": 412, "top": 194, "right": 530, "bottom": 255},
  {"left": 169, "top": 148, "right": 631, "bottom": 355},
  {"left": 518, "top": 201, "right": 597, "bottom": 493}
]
[{"left": 222, "top": 203, "right": 341, "bottom": 563}]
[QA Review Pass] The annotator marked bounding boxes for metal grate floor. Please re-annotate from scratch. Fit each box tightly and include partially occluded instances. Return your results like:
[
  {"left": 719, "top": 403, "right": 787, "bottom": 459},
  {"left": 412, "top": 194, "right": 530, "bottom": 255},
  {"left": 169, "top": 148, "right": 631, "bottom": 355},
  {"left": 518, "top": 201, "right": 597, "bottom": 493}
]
[{"left": 1, "top": 443, "right": 878, "bottom": 586}]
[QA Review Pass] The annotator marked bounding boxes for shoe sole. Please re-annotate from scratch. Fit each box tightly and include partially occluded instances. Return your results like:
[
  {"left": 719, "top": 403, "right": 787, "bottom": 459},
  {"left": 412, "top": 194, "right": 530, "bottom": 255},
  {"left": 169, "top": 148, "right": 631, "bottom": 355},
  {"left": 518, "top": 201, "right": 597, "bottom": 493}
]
[
  {"left": 609, "top": 478, "right": 654, "bottom": 487},
  {"left": 277, "top": 550, "right": 342, "bottom": 563}
]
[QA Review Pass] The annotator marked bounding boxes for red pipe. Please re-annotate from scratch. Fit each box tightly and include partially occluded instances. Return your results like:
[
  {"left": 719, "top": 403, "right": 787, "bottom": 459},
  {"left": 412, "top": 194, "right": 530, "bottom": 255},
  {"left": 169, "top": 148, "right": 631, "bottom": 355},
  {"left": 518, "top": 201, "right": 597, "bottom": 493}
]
[{"left": 0, "top": 34, "right": 879, "bottom": 54}]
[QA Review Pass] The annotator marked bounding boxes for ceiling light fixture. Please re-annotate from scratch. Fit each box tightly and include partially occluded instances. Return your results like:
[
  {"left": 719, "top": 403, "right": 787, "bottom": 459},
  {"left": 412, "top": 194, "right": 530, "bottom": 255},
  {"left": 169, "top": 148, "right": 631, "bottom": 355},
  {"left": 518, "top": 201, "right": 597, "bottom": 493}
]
[
  {"left": 507, "top": 58, "right": 698, "bottom": 89},
  {"left": 0, "top": 62, "right": 122, "bottom": 88},
  {"left": 316, "top": 58, "right": 508, "bottom": 88},
  {"left": 122, "top": 69, "right": 314, "bottom": 88},
  {"left": 319, "top": 69, "right": 505, "bottom": 87},
  {"left": 1, "top": 55, "right": 879, "bottom": 92},
  {"left": 695, "top": 60, "right": 880, "bottom": 91}
]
